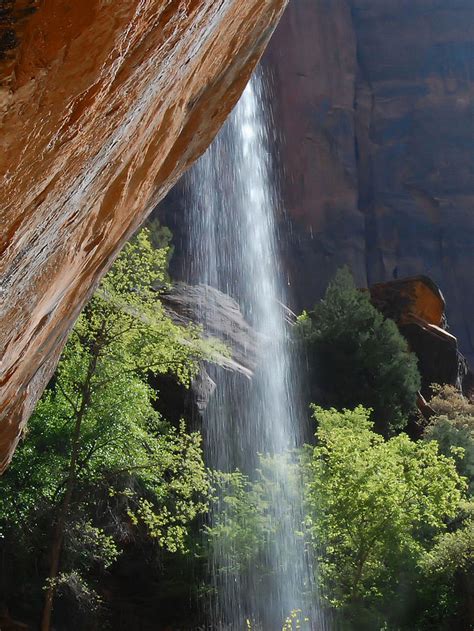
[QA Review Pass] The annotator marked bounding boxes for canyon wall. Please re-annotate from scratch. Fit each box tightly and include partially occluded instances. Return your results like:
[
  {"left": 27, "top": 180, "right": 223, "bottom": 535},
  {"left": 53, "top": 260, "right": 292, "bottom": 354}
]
[
  {"left": 264, "top": 0, "right": 474, "bottom": 363},
  {"left": 0, "top": 0, "right": 287, "bottom": 471}
]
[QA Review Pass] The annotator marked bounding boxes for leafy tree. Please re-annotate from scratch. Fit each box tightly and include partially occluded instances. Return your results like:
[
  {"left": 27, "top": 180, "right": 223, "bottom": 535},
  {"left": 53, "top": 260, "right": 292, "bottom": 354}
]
[
  {"left": 146, "top": 216, "right": 175, "bottom": 279},
  {"left": 420, "top": 500, "right": 473, "bottom": 579},
  {"left": 297, "top": 268, "right": 421, "bottom": 434},
  {"left": 205, "top": 454, "right": 312, "bottom": 628},
  {"left": 207, "top": 469, "right": 271, "bottom": 576},
  {"left": 421, "top": 386, "right": 474, "bottom": 625},
  {"left": 423, "top": 384, "right": 474, "bottom": 491},
  {"left": 304, "top": 405, "right": 466, "bottom": 628},
  {"left": 0, "top": 230, "right": 210, "bottom": 630},
  {"left": 206, "top": 454, "right": 303, "bottom": 577}
]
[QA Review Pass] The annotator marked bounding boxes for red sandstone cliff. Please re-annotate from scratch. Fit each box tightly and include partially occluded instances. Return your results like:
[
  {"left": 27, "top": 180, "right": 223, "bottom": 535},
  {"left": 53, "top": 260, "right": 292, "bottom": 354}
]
[
  {"left": 0, "top": 0, "right": 287, "bottom": 471},
  {"left": 264, "top": 0, "right": 474, "bottom": 365}
]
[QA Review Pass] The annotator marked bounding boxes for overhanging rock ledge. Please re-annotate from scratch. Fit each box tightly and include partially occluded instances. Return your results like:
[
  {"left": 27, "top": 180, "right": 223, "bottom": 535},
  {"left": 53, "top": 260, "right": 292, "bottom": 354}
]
[{"left": 0, "top": 0, "right": 287, "bottom": 472}]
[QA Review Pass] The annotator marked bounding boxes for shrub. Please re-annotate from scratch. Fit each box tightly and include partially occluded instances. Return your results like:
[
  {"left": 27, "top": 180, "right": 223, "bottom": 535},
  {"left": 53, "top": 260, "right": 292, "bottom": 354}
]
[{"left": 423, "top": 384, "right": 474, "bottom": 491}]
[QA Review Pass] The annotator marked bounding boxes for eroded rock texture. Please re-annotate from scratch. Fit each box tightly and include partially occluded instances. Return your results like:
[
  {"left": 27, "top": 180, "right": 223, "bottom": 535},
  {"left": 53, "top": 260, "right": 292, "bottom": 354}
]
[
  {"left": 265, "top": 0, "right": 474, "bottom": 363},
  {"left": 161, "top": 282, "right": 263, "bottom": 378},
  {"left": 0, "top": 0, "right": 287, "bottom": 471}
]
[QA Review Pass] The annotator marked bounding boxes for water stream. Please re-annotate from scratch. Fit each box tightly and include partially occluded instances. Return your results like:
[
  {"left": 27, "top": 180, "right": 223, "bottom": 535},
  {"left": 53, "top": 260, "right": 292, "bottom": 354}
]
[{"left": 184, "top": 68, "right": 322, "bottom": 629}]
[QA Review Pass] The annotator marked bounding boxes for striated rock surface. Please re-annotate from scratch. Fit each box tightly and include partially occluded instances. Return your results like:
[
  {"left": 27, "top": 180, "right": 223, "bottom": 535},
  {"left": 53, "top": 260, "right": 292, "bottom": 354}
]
[
  {"left": 264, "top": 0, "right": 474, "bottom": 364},
  {"left": 157, "top": 282, "right": 263, "bottom": 419},
  {"left": 160, "top": 282, "right": 263, "bottom": 379},
  {"left": 0, "top": 0, "right": 287, "bottom": 471},
  {"left": 368, "top": 276, "right": 472, "bottom": 400}
]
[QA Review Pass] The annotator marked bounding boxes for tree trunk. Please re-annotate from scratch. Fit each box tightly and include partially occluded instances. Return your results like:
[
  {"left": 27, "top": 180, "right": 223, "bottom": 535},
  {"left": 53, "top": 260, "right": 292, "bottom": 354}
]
[
  {"left": 41, "top": 341, "right": 100, "bottom": 631},
  {"left": 40, "top": 404, "right": 85, "bottom": 631}
]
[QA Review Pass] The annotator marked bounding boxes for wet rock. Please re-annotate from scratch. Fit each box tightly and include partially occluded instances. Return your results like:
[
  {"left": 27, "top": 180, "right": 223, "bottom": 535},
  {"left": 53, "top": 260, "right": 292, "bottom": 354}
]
[
  {"left": 160, "top": 282, "right": 263, "bottom": 379},
  {"left": 190, "top": 366, "right": 216, "bottom": 415},
  {"left": 150, "top": 283, "right": 262, "bottom": 420},
  {"left": 0, "top": 0, "right": 287, "bottom": 471}
]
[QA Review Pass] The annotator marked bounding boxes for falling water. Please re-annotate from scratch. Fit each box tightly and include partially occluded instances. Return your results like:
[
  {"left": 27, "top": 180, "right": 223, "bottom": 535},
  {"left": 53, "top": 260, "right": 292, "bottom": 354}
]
[{"left": 184, "top": 68, "right": 322, "bottom": 629}]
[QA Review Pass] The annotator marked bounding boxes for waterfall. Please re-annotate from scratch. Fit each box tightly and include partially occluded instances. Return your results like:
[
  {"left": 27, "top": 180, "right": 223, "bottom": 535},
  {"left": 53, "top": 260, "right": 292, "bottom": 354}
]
[{"left": 184, "top": 68, "right": 323, "bottom": 629}]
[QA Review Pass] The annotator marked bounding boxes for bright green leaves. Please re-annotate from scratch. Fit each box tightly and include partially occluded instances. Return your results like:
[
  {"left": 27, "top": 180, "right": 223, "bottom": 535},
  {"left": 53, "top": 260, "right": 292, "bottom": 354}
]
[
  {"left": 203, "top": 403, "right": 468, "bottom": 627},
  {"left": 76, "top": 228, "right": 202, "bottom": 389},
  {"left": 304, "top": 406, "right": 466, "bottom": 615},
  {"left": 101, "top": 228, "right": 167, "bottom": 297},
  {"left": 0, "top": 229, "right": 212, "bottom": 618},
  {"left": 126, "top": 424, "right": 210, "bottom": 553},
  {"left": 206, "top": 468, "right": 272, "bottom": 573}
]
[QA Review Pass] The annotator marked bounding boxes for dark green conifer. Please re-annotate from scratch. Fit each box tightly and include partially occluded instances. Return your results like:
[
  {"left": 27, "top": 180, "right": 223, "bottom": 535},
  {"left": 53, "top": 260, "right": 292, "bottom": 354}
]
[{"left": 298, "top": 267, "right": 421, "bottom": 434}]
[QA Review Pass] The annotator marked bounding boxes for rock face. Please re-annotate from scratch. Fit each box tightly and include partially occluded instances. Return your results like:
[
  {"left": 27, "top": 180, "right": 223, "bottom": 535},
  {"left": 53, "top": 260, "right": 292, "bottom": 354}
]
[
  {"left": 160, "top": 283, "right": 263, "bottom": 379},
  {"left": 0, "top": 0, "right": 287, "bottom": 471},
  {"left": 264, "top": 0, "right": 474, "bottom": 364},
  {"left": 157, "top": 282, "right": 262, "bottom": 419},
  {"left": 369, "top": 276, "right": 446, "bottom": 331},
  {"left": 368, "top": 276, "right": 472, "bottom": 399}
]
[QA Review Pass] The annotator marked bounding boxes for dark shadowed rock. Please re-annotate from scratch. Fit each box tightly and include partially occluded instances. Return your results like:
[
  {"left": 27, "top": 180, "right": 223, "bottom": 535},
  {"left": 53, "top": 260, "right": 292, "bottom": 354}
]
[
  {"left": 0, "top": 605, "right": 29, "bottom": 630},
  {"left": 263, "top": 0, "right": 474, "bottom": 366}
]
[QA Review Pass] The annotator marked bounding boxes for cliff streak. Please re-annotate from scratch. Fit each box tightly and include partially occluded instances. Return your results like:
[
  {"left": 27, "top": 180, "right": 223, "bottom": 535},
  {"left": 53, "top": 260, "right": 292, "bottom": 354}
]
[{"left": 0, "top": 0, "right": 287, "bottom": 471}]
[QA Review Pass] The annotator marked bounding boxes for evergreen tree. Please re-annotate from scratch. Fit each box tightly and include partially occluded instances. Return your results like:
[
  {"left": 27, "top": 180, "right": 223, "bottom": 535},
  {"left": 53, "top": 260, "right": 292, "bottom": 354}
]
[{"left": 297, "top": 267, "right": 421, "bottom": 434}]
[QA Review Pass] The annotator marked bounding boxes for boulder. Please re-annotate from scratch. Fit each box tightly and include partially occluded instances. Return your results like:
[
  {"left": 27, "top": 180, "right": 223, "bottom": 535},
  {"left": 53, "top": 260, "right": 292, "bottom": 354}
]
[
  {"left": 160, "top": 282, "right": 263, "bottom": 379},
  {"left": 369, "top": 275, "right": 445, "bottom": 328},
  {"left": 368, "top": 276, "right": 472, "bottom": 399},
  {"left": 159, "top": 283, "right": 263, "bottom": 417}
]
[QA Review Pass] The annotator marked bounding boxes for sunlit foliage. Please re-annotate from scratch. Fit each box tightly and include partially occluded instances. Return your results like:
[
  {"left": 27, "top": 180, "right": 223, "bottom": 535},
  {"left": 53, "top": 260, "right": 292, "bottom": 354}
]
[
  {"left": 0, "top": 230, "right": 210, "bottom": 624},
  {"left": 304, "top": 405, "right": 466, "bottom": 628}
]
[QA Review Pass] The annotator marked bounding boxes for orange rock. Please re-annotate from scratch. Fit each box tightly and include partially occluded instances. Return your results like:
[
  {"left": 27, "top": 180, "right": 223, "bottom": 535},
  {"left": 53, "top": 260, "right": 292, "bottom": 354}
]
[
  {"left": 369, "top": 276, "right": 445, "bottom": 328},
  {"left": 369, "top": 277, "right": 470, "bottom": 403},
  {"left": 0, "top": 0, "right": 287, "bottom": 472}
]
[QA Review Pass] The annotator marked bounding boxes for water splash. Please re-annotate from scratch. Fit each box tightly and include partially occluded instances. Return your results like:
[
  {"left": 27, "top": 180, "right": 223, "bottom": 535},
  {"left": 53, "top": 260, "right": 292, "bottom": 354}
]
[{"left": 184, "top": 68, "right": 324, "bottom": 629}]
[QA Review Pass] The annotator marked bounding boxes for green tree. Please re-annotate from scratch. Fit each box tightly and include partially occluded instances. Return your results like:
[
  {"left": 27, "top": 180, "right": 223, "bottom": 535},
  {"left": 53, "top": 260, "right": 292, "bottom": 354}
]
[
  {"left": 304, "top": 405, "right": 466, "bottom": 628},
  {"left": 420, "top": 500, "right": 473, "bottom": 578},
  {"left": 0, "top": 230, "right": 210, "bottom": 630},
  {"left": 297, "top": 268, "right": 421, "bottom": 434},
  {"left": 421, "top": 385, "right": 474, "bottom": 624},
  {"left": 146, "top": 216, "right": 175, "bottom": 280},
  {"left": 423, "top": 384, "right": 474, "bottom": 491},
  {"left": 206, "top": 454, "right": 302, "bottom": 579},
  {"left": 205, "top": 455, "right": 312, "bottom": 628},
  {"left": 207, "top": 469, "right": 270, "bottom": 576}
]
